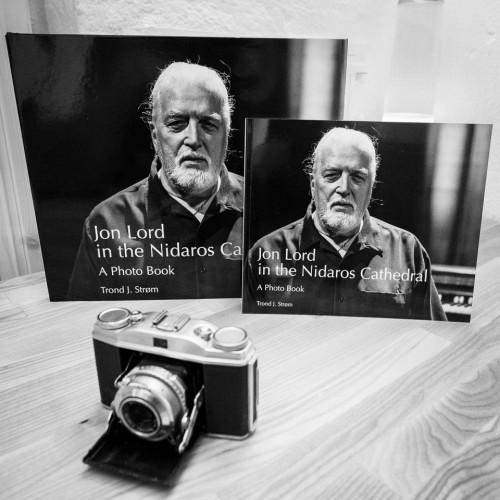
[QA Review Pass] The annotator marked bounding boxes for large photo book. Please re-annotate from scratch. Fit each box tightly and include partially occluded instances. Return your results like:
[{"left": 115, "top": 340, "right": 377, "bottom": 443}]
[
  {"left": 242, "top": 119, "right": 492, "bottom": 322},
  {"left": 7, "top": 34, "right": 347, "bottom": 301}
]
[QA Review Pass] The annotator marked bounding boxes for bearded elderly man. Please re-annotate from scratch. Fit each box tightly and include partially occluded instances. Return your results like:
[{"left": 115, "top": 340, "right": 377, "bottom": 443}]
[
  {"left": 68, "top": 62, "right": 243, "bottom": 300},
  {"left": 244, "top": 127, "right": 447, "bottom": 320}
]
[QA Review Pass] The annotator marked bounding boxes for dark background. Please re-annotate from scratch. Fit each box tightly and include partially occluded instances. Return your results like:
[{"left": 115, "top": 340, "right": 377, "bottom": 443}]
[
  {"left": 7, "top": 34, "right": 346, "bottom": 300},
  {"left": 244, "top": 119, "right": 491, "bottom": 270}
]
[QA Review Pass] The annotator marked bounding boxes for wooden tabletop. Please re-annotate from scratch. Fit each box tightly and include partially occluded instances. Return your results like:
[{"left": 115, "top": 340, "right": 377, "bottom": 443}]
[{"left": 1, "top": 219, "right": 500, "bottom": 500}]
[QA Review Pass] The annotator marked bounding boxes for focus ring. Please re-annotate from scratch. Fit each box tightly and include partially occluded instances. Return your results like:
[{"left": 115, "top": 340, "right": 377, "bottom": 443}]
[{"left": 127, "top": 365, "right": 188, "bottom": 413}]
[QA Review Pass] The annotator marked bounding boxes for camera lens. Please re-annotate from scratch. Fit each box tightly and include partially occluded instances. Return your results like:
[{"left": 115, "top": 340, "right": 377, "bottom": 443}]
[
  {"left": 121, "top": 400, "right": 159, "bottom": 434},
  {"left": 112, "top": 364, "right": 189, "bottom": 443}
]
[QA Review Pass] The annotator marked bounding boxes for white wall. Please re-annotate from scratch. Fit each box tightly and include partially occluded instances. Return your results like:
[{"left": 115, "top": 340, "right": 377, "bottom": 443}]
[
  {"left": 434, "top": 0, "right": 500, "bottom": 223},
  {"left": 0, "top": 0, "right": 43, "bottom": 279},
  {"left": 26, "top": 0, "right": 500, "bottom": 223}
]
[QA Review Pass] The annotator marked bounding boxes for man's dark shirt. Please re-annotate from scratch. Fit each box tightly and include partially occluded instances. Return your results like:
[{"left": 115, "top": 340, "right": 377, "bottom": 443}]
[
  {"left": 243, "top": 207, "right": 447, "bottom": 320},
  {"left": 67, "top": 158, "right": 243, "bottom": 300}
]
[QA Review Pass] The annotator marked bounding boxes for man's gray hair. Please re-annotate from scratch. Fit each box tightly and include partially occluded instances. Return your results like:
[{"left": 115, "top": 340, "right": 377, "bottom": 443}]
[
  {"left": 143, "top": 61, "right": 234, "bottom": 135},
  {"left": 304, "top": 127, "right": 380, "bottom": 178}
]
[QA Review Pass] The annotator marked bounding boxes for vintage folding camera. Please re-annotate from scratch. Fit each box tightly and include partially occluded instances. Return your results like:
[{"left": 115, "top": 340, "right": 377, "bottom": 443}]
[{"left": 83, "top": 307, "right": 258, "bottom": 484}]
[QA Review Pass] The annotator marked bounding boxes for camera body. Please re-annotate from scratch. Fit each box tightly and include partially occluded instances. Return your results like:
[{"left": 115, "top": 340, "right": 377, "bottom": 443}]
[
  {"left": 93, "top": 308, "right": 257, "bottom": 440},
  {"left": 84, "top": 307, "right": 258, "bottom": 483}
]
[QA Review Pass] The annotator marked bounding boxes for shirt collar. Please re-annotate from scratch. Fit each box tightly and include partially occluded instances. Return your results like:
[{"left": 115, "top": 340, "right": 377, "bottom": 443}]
[
  {"left": 157, "top": 167, "right": 221, "bottom": 222},
  {"left": 146, "top": 156, "right": 242, "bottom": 221},
  {"left": 312, "top": 210, "right": 362, "bottom": 257},
  {"left": 299, "top": 203, "right": 383, "bottom": 254},
  {"left": 357, "top": 211, "right": 383, "bottom": 253}
]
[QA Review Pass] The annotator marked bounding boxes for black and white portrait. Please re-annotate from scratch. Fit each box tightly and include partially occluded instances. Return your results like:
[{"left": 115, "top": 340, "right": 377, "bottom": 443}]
[
  {"left": 7, "top": 34, "right": 347, "bottom": 300},
  {"left": 243, "top": 119, "right": 491, "bottom": 322}
]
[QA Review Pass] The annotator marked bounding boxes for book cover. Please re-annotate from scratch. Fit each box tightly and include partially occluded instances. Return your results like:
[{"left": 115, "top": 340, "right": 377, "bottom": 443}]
[
  {"left": 242, "top": 119, "right": 492, "bottom": 322},
  {"left": 6, "top": 34, "right": 347, "bottom": 301}
]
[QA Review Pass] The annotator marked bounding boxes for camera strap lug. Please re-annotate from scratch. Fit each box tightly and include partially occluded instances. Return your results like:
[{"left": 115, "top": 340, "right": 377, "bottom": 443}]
[{"left": 178, "top": 386, "right": 204, "bottom": 454}]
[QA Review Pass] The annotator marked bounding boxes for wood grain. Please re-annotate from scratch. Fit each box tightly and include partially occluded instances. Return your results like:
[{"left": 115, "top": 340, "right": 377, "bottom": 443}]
[
  {"left": 359, "top": 359, "right": 500, "bottom": 498},
  {"left": 0, "top": 220, "right": 499, "bottom": 499}
]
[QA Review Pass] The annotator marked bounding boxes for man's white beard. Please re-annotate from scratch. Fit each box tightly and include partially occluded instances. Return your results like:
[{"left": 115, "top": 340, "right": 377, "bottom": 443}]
[
  {"left": 318, "top": 206, "right": 364, "bottom": 238},
  {"left": 160, "top": 151, "right": 220, "bottom": 196}
]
